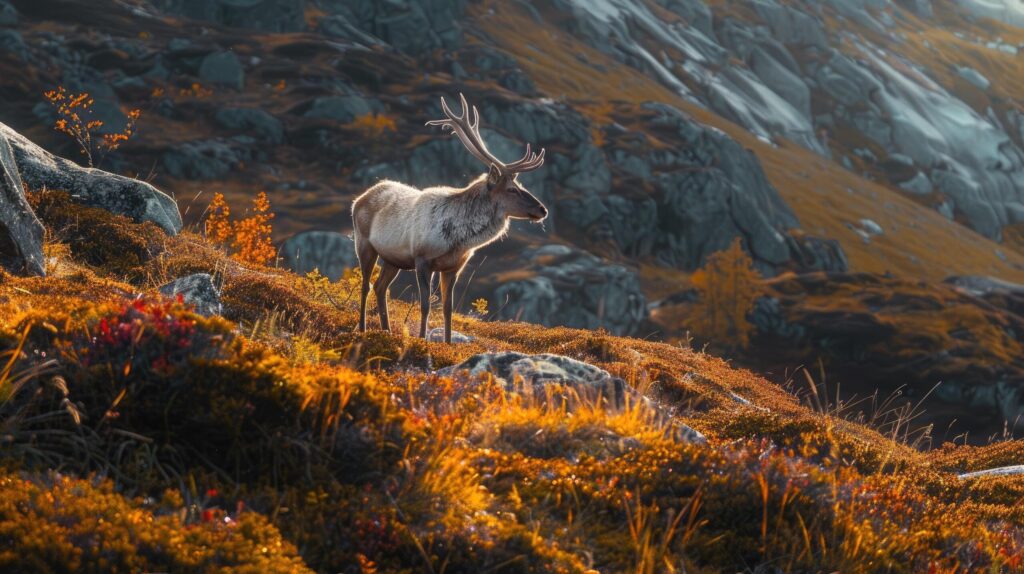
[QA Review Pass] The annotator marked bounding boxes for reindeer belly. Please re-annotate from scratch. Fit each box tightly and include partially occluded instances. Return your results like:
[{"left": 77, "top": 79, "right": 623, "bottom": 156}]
[{"left": 367, "top": 225, "right": 417, "bottom": 270}]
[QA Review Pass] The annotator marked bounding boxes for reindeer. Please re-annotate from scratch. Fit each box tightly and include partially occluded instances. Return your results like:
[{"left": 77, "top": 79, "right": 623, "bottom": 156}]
[{"left": 351, "top": 94, "right": 548, "bottom": 343}]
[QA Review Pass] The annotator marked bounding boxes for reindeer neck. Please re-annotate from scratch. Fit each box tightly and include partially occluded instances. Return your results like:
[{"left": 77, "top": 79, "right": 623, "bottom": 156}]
[{"left": 434, "top": 177, "right": 507, "bottom": 251}]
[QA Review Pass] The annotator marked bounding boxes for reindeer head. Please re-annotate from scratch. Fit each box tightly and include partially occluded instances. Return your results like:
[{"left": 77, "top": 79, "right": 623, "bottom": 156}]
[{"left": 427, "top": 94, "right": 548, "bottom": 222}]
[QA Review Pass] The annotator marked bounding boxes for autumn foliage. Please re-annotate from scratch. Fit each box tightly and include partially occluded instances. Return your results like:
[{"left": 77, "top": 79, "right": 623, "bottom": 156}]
[
  {"left": 687, "top": 238, "right": 763, "bottom": 349},
  {"left": 205, "top": 192, "right": 276, "bottom": 266},
  {"left": 349, "top": 112, "right": 397, "bottom": 138},
  {"left": 44, "top": 86, "right": 141, "bottom": 167}
]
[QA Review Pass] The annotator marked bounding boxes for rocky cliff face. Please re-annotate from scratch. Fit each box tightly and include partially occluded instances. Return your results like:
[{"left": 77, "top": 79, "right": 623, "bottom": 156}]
[{"left": 539, "top": 0, "right": 1024, "bottom": 243}]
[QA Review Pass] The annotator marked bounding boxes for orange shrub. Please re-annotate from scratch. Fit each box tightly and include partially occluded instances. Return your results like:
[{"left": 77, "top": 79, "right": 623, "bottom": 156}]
[
  {"left": 204, "top": 192, "right": 277, "bottom": 266},
  {"left": 349, "top": 113, "right": 397, "bottom": 138}
]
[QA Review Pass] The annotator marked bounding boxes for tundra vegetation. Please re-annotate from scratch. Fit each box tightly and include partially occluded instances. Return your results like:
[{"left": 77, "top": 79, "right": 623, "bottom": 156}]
[{"left": 0, "top": 185, "right": 1022, "bottom": 572}]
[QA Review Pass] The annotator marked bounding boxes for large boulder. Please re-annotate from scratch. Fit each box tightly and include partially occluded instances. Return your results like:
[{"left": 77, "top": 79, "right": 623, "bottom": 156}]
[
  {"left": 0, "top": 122, "right": 181, "bottom": 235},
  {"left": 278, "top": 230, "right": 357, "bottom": 281},
  {"left": 0, "top": 133, "right": 43, "bottom": 275},
  {"left": 198, "top": 51, "right": 244, "bottom": 90},
  {"left": 485, "top": 244, "right": 648, "bottom": 337}
]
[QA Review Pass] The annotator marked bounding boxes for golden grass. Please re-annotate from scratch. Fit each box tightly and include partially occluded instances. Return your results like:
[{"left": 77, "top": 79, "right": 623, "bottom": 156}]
[{"left": 4, "top": 205, "right": 1024, "bottom": 571}]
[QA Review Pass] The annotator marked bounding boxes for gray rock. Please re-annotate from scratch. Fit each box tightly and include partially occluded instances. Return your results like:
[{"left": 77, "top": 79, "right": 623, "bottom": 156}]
[
  {"left": 945, "top": 275, "right": 1024, "bottom": 297},
  {"left": 957, "top": 66, "right": 990, "bottom": 91},
  {"left": 159, "top": 273, "right": 223, "bottom": 316},
  {"left": 427, "top": 327, "right": 473, "bottom": 344},
  {"left": 654, "top": 0, "right": 714, "bottom": 36},
  {"left": 303, "top": 95, "right": 375, "bottom": 123},
  {"left": 0, "top": 1, "right": 17, "bottom": 26},
  {"left": 199, "top": 51, "right": 244, "bottom": 90},
  {"left": 0, "top": 29, "right": 25, "bottom": 61},
  {"left": 750, "top": 48, "right": 811, "bottom": 121},
  {"left": 900, "top": 172, "right": 933, "bottom": 195},
  {"left": 859, "top": 219, "right": 884, "bottom": 235},
  {"left": 753, "top": 0, "right": 829, "bottom": 47},
  {"left": 642, "top": 102, "right": 798, "bottom": 271},
  {"left": 332, "top": 0, "right": 467, "bottom": 54},
  {"left": 161, "top": 140, "right": 246, "bottom": 180},
  {"left": 1, "top": 122, "right": 181, "bottom": 235},
  {"left": 440, "top": 351, "right": 707, "bottom": 444},
  {"left": 896, "top": 0, "right": 933, "bottom": 17},
  {"left": 278, "top": 230, "right": 357, "bottom": 281},
  {"left": 153, "top": 0, "right": 307, "bottom": 33},
  {"left": 0, "top": 134, "right": 44, "bottom": 276},
  {"left": 784, "top": 234, "right": 849, "bottom": 272},
  {"left": 958, "top": 466, "right": 1024, "bottom": 480},
  {"left": 317, "top": 13, "right": 381, "bottom": 45},
  {"left": 214, "top": 108, "right": 284, "bottom": 143},
  {"left": 489, "top": 244, "right": 647, "bottom": 336}
]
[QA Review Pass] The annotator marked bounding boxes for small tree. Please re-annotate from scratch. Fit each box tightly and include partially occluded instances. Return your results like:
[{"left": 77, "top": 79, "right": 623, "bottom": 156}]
[
  {"left": 687, "top": 238, "right": 763, "bottom": 349},
  {"left": 44, "top": 86, "right": 141, "bottom": 167},
  {"left": 205, "top": 192, "right": 276, "bottom": 266}
]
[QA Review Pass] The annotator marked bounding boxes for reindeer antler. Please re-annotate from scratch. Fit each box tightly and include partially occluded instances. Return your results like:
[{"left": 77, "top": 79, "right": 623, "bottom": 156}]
[{"left": 426, "top": 93, "right": 545, "bottom": 175}]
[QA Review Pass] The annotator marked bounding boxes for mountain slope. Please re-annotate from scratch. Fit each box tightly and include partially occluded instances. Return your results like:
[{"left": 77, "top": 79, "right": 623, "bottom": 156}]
[{"left": 1, "top": 188, "right": 1023, "bottom": 572}]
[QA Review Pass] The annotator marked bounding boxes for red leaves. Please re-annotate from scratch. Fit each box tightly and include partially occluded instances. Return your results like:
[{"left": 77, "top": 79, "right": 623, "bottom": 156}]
[{"left": 80, "top": 297, "right": 203, "bottom": 376}]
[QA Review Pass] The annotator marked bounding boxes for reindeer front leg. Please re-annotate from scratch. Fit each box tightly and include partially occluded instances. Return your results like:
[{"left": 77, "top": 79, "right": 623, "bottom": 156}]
[
  {"left": 440, "top": 270, "right": 459, "bottom": 344},
  {"left": 414, "top": 257, "right": 432, "bottom": 339}
]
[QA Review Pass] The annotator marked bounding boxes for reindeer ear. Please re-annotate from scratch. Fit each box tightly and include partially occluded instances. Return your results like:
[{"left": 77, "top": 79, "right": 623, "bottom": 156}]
[{"left": 486, "top": 164, "right": 502, "bottom": 188}]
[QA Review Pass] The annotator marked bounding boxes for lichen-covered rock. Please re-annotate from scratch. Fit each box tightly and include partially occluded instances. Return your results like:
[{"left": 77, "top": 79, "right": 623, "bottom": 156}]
[
  {"left": 0, "top": 133, "right": 44, "bottom": 276},
  {"left": 439, "top": 351, "right": 707, "bottom": 444},
  {"left": 1, "top": 122, "right": 181, "bottom": 235},
  {"left": 427, "top": 327, "right": 473, "bottom": 344},
  {"left": 278, "top": 230, "right": 357, "bottom": 282},
  {"left": 159, "top": 273, "right": 223, "bottom": 316}
]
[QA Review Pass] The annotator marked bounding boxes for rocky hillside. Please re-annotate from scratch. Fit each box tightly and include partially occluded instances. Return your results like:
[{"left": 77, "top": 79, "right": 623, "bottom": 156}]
[
  {"left": 2, "top": 0, "right": 1024, "bottom": 436},
  {"left": 0, "top": 117, "right": 1022, "bottom": 571}
]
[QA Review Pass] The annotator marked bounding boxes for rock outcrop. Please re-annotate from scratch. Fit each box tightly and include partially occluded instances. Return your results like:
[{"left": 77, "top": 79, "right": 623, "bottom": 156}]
[
  {"left": 534, "top": 0, "right": 1024, "bottom": 242},
  {"left": 278, "top": 230, "right": 357, "bottom": 282},
  {"left": 0, "top": 132, "right": 44, "bottom": 276},
  {"left": 480, "top": 244, "right": 648, "bottom": 337},
  {"left": 151, "top": 0, "right": 307, "bottom": 33},
  {"left": 0, "top": 123, "right": 181, "bottom": 234}
]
